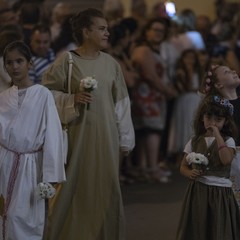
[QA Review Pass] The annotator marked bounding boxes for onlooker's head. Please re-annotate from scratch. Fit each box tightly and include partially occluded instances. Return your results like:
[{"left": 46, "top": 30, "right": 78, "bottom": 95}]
[
  {"left": 18, "top": 2, "right": 41, "bottom": 25},
  {"left": 137, "top": 17, "right": 170, "bottom": 46},
  {"left": 0, "top": 6, "right": 18, "bottom": 27},
  {"left": 51, "top": 2, "right": 72, "bottom": 25},
  {"left": 30, "top": 24, "right": 51, "bottom": 57},
  {"left": 0, "top": 27, "right": 24, "bottom": 56}
]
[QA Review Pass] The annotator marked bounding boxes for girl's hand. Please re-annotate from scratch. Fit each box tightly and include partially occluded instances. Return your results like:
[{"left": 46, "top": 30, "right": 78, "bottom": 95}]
[
  {"left": 74, "top": 92, "right": 92, "bottom": 104},
  {"left": 207, "top": 124, "right": 221, "bottom": 138},
  {"left": 188, "top": 169, "right": 202, "bottom": 180}
]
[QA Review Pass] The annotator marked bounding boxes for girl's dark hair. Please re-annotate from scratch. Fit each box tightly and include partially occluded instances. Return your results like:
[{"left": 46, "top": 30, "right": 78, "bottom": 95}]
[
  {"left": 193, "top": 95, "right": 237, "bottom": 140},
  {"left": 109, "top": 22, "right": 128, "bottom": 47},
  {"left": 3, "top": 40, "right": 32, "bottom": 64},
  {"left": 70, "top": 8, "right": 104, "bottom": 45},
  {"left": 199, "top": 65, "right": 222, "bottom": 96}
]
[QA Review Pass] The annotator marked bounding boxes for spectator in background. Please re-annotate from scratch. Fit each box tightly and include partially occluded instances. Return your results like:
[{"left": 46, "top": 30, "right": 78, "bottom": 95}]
[
  {"left": 18, "top": 2, "right": 41, "bottom": 46},
  {"left": 211, "top": 22, "right": 240, "bottom": 74},
  {"left": 120, "top": 17, "right": 140, "bottom": 56},
  {"left": 0, "top": 3, "right": 19, "bottom": 28},
  {"left": 131, "top": 17, "right": 177, "bottom": 183},
  {"left": 51, "top": 14, "right": 77, "bottom": 57},
  {"left": 170, "top": 8, "right": 205, "bottom": 55},
  {"left": 50, "top": 2, "right": 72, "bottom": 42},
  {"left": 103, "top": 0, "right": 124, "bottom": 26},
  {"left": 108, "top": 21, "right": 139, "bottom": 184},
  {"left": 196, "top": 14, "right": 218, "bottom": 56},
  {"left": 29, "top": 24, "right": 55, "bottom": 84},
  {"left": 168, "top": 49, "right": 202, "bottom": 162},
  {"left": 130, "top": 0, "right": 147, "bottom": 30}
]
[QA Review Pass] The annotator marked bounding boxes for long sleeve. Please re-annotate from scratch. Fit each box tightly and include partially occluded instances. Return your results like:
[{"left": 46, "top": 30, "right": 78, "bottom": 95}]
[
  {"left": 42, "top": 92, "right": 66, "bottom": 183},
  {"left": 113, "top": 62, "right": 135, "bottom": 152},
  {"left": 115, "top": 96, "right": 135, "bottom": 152}
]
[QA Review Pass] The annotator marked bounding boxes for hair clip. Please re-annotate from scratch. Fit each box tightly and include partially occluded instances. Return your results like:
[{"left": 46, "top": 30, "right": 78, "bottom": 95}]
[{"left": 213, "top": 95, "right": 234, "bottom": 115}]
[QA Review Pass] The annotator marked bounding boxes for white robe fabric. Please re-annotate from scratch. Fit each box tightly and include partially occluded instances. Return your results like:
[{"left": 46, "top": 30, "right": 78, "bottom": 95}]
[{"left": 0, "top": 84, "right": 66, "bottom": 240}]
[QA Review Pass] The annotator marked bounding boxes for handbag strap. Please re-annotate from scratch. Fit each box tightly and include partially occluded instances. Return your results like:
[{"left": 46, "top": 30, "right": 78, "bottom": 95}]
[{"left": 67, "top": 52, "right": 73, "bottom": 94}]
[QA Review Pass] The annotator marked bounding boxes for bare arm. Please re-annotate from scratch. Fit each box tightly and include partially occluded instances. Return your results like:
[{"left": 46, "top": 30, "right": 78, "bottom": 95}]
[
  {"left": 131, "top": 46, "right": 177, "bottom": 97},
  {"left": 209, "top": 125, "right": 235, "bottom": 165}
]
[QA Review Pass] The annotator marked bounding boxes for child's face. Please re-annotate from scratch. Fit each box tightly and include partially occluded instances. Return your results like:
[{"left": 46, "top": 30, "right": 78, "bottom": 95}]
[
  {"left": 4, "top": 49, "right": 31, "bottom": 85},
  {"left": 203, "top": 114, "right": 226, "bottom": 134},
  {"left": 215, "top": 66, "right": 240, "bottom": 89}
]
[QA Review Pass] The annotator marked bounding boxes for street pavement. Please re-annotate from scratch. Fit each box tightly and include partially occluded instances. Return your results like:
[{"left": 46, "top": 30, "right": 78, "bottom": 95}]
[{"left": 122, "top": 166, "right": 188, "bottom": 240}]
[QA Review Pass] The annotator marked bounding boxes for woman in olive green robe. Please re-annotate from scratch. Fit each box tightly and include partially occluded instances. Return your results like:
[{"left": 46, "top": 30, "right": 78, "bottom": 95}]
[{"left": 42, "top": 8, "right": 135, "bottom": 240}]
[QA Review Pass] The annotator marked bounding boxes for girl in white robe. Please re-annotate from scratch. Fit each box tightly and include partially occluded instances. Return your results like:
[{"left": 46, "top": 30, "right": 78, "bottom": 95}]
[{"left": 0, "top": 41, "right": 66, "bottom": 240}]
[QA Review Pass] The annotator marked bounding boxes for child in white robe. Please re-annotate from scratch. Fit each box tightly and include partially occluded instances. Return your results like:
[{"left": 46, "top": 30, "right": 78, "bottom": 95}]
[{"left": 0, "top": 41, "right": 66, "bottom": 240}]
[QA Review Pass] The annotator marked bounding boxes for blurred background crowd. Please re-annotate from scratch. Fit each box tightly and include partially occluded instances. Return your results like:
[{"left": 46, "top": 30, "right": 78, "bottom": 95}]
[{"left": 1, "top": 0, "right": 240, "bottom": 184}]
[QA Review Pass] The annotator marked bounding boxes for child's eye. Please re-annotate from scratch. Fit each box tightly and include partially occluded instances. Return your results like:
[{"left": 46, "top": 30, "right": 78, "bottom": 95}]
[
  {"left": 216, "top": 117, "right": 224, "bottom": 122},
  {"left": 17, "top": 59, "right": 24, "bottom": 64},
  {"left": 5, "top": 61, "right": 12, "bottom": 65}
]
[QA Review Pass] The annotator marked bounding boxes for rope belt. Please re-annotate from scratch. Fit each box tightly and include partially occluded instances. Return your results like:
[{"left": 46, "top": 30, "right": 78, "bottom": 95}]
[{"left": 0, "top": 143, "right": 41, "bottom": 240}]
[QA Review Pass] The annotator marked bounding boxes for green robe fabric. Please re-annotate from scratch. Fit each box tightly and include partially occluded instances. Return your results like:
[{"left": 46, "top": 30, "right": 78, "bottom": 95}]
[{"left": 42, "top": 51, "right": 130, "bottom": 240}]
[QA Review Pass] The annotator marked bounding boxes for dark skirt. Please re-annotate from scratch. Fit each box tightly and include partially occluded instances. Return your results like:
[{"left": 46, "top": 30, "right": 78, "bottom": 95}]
[{"left": 176, "top": 180, "right": 240, "bottom": 240}]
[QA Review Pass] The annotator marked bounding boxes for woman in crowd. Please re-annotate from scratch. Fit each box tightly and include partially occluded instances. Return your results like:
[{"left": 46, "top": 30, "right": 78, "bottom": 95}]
[{"left": 131, "top": 17, "right": 177, "bottom": 183}]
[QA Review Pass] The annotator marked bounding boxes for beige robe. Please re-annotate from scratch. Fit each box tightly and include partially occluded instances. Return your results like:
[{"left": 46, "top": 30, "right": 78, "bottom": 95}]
[{"left": 42, "top": 51, "right": 135, "bottom": 240}]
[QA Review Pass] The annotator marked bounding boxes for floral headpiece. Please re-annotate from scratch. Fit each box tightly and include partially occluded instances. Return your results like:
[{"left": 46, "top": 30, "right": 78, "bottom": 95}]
[
  {"left": 213, "top": 95, "right": 234, "bottom": 116},
  {"left": 204, "top": 65, "right": 219, "bottom": 93}
]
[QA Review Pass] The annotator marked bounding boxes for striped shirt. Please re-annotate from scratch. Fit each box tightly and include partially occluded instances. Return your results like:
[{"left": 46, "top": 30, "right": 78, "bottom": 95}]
[{"left": 29, "top": 48, "right": 55, "bottom": 84}]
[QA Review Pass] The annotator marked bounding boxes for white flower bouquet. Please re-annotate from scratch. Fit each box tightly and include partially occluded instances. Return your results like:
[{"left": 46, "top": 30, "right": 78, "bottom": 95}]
[
  {"left": 186, "top": 152, "right": 209, "bottom": 171},
  {"left": 36, "top": 182, "right": 56, "bottom": 199},
  {"left": 80, "top": 76, "right": 97, "bottom": 110}
]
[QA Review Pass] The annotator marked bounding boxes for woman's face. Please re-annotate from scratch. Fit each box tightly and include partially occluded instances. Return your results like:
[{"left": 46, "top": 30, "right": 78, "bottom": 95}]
[
  {"left": 215, "top": 66, "right": 240, "bottom": 89},
  {"left": 4, "top": 49, "right": 31, "bottom": 85},
  {"left": 85, "top": 17, "right": 110, "bottom": 50},
  {"left": 146, "top": 22, "right": 166, "bottom": 44}
]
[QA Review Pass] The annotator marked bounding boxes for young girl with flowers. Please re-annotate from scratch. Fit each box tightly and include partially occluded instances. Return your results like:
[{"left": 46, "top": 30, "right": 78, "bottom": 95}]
[
  {"left": 200, "top": 65, "right": 240, "bottom": 207},
  {"left": 176, "top": 95, "right": 240, "bottom": 240},
  {"left": 0, "top": 41, "right": 66, "bottom": 240}
]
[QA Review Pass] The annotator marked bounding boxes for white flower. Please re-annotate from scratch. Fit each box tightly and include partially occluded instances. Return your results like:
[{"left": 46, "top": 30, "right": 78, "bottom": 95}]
[
  {"left": 186, "top": 152, "right": 209, "bottom": 166},
  {"left": 80, "top": 76, "right": 97, "bottom": 90},
  {"left": 36, "top": 182, "right": 56, "bottom": 199}
]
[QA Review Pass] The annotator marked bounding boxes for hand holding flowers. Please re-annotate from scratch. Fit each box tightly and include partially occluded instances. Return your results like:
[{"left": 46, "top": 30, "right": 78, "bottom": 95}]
[
  {"left": 79, "top": 76, "right": 97, "bottom": 110},
  {"left": 186, "top": 152, "right": 209, "bottom": 172},
  {"left": 36, "top": 182, "right": 56, "bottom": 199}
]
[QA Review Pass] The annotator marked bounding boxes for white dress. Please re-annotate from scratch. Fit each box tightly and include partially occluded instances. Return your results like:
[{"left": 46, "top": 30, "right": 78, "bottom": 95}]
[
  {"left": 0, "top": 85, "right": 66, "bottom": 240},
  {"left": 168, "top": 73, "right": 201, "bottom": 154}
]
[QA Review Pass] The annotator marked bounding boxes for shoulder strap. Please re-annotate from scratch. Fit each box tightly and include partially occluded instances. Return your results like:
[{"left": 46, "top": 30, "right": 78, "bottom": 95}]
[{"left": 67, "top": 52, "right": 73, "bottom": 94}]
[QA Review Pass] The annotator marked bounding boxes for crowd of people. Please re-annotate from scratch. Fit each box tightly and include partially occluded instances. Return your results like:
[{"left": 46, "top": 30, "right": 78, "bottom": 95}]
[{"left": 0, "top": 0, "right": 240, "bottom": 239}]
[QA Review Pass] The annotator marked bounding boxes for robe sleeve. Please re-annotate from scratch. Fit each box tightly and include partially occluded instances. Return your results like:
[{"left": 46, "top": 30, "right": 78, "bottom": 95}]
[
  {"left": 42, "top": 91, "right": 66, "bottom": 183},
  {"left": 42, "top": 52, "right": 79, "bottom": 124},
  {"left": 113, "top": 63, "right": 135, "bottom": 152}
]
